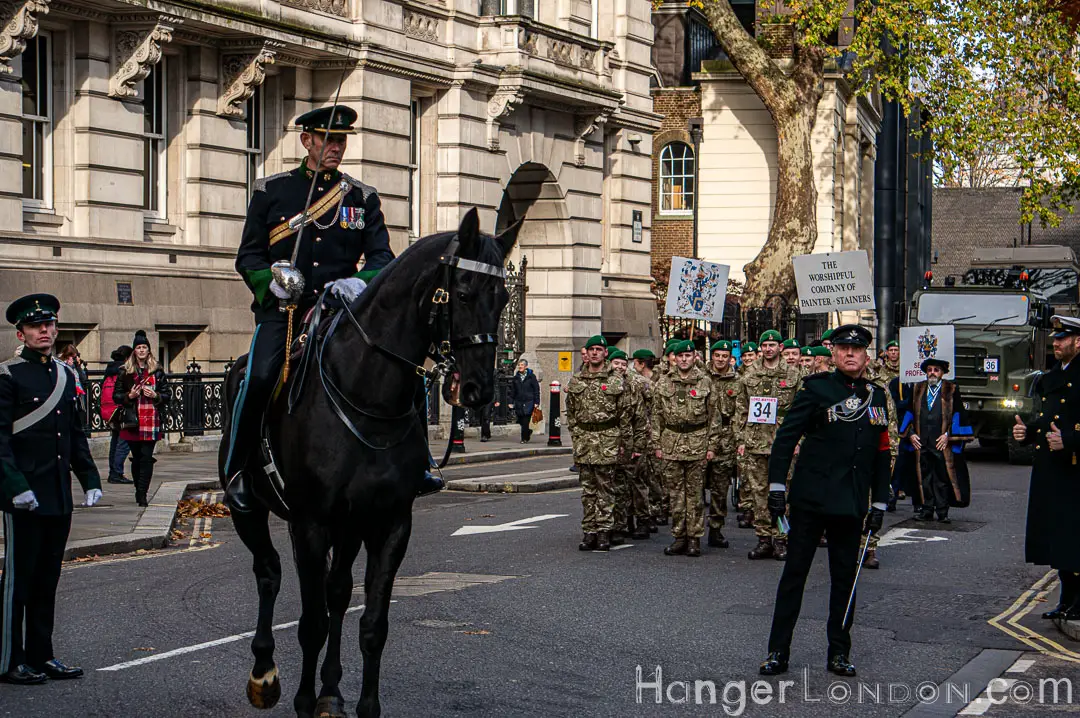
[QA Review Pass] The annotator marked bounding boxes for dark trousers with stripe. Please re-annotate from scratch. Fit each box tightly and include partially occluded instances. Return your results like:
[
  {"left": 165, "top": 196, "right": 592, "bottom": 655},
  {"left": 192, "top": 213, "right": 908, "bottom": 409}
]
[{"left": 1, "top": 511, "right": 71, "bottom": 672}]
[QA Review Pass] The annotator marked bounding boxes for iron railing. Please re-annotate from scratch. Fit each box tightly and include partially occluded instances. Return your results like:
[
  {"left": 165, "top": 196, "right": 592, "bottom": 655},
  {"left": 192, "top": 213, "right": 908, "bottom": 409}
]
[{"left": 86, "top": 364, "right": 229, "bottom": 437}]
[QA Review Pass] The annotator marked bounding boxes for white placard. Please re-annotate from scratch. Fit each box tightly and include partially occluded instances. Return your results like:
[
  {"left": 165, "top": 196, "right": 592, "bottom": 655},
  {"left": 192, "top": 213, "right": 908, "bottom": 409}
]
[
  {"left": 746, "top": 396, "right": 779, "bottom": 425},
  {"left": 792, "top": 251, "right": 876, "bottom": 314},
  {"left": 664, "top": 257, "right": 731, "bottom": 323},
  {"left": 899, "top": 325, "right": 955, "bottom": 382}
]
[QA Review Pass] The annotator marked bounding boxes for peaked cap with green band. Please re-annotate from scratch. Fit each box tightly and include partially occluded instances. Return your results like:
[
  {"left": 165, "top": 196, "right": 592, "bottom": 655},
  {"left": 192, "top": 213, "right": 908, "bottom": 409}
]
[
  {"left": 296, "top": 105, "right": 359, "bottom": 135},
  {"left": 782, "top": 338, "right": 800, "bottom": 349},
  {"left": 671, "top": 339, "right": 695, "bottom": 354},
  {"left": 584, "top": 335, "right": 607, "bottom": 349},
  {"left": 632, "top": 349, "right": 656, "bottom": 360},
  {"left": 6, "top": 293, "right": 59, "bottom": 326},
  {"left": 759, "top": 329, "right": 783, "bottom": 344},
  {"left": 710, "top": 340, "right": 732, "bottom": 352}
]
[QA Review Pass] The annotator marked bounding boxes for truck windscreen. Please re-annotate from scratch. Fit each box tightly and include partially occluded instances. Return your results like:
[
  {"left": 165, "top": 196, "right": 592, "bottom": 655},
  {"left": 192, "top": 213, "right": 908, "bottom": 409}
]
[{"left": 917, "top": 293, "right": 1030, "bottom": 326}]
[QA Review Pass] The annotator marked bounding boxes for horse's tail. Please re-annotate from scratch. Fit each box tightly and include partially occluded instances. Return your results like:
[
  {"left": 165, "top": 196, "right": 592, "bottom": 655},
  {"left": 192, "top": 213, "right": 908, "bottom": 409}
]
[{"left": 218, "top": 354, "right": 250, "bottom": 490}]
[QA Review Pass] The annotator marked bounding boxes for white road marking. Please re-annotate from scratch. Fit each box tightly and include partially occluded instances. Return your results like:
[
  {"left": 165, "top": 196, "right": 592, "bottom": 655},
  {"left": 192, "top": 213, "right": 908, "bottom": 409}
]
[
  {"left": 959, "top": 678, "right": 1017, "bottom": 716},
  {"left": 1006, "top": 658, "right": 1035, "bottom": 673},
  {"left": 456, "top": 467, "right": 574, "bottom": 481},
  {"left": 452, "top": 514, "right": 569, "bottom": 536},
  {"left": 97, "top": 601, "right": 395, "bottom": 672},
  {"left": 610, "top": 544, "right": 634, "bottom": 551},
  {"left": 877, "top": 527, "right": 949, "bottom": 547}
]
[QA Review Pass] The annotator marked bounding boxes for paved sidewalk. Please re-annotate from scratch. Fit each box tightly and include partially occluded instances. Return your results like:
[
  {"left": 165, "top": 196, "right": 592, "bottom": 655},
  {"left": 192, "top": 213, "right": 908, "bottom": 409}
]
[{"left": 0, "top": 434, "right": 572, "bottom": 561}]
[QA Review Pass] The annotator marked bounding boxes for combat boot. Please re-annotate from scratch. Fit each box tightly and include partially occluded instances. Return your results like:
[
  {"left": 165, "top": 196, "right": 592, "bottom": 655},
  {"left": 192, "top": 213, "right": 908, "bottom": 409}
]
[
  {"left": 664, "top": 538, "right": 688, "bottom": 556},
  {"left": 748, "top": 537, "right": 774, "bottom": 560},
  {"left": 578, "top": 533, "right": 598, "bottom": 551},
  {"left": 686, "top": 538, "right": 701, "bottom": 557},
  {"left": 863, "top": 549, "right": 879, "bottom": 569},
  {"left": 596, "top": 531, "right": 611, "bottom": 551},
  {"left": 738, "top": 511, "right": 753, "bottom": 529},
  {"left": 648, "top": 517, "right": 659, "bottom": 533},
  {"left": 631, "top": 518, "right": 650, "bottom": 540},
  {"left": 707, "top": 528, "right": 729, "bottom": 548},
  {"left": 772, "top": 537, "right": 788, "bottom": 561},
  {"left": 609, "top": 530, "right": 626, "bottom": 546}
]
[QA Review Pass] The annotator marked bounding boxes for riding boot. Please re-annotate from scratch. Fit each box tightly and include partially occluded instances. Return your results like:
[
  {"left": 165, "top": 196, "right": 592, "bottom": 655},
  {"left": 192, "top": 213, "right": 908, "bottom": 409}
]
[
  {"left": 578, "top": 533, "right": 598, "bottom": 551},
  {"left": 224, "top": 471, "right": 257, "bottom": 514},
  {"left": 417, "top": 471, "right": 445, "bottom": 496},
  {"left": 686, "top": 537, "right": 701, "bottom": 557},
  {"left": 748, "top": 536, "right": 774, "bottom": 560},
  {"left": 772, "top": 537, "right": 788, "bottom": 561},
  {"left": 596, "top": 531, "right": 611, "bottom": 551}
]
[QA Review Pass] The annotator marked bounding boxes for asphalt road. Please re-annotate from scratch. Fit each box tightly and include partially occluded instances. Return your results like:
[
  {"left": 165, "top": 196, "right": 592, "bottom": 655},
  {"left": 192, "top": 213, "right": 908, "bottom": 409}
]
[{"left": 2, "top": 452, "right": 1079, "bottom": 718}]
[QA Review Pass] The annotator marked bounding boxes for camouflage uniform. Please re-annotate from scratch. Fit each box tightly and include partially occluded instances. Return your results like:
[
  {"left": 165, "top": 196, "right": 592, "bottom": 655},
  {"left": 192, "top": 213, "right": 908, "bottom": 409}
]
[
  {"left": 652, "top": 366, "right": 723, "bottom": 539},
  {"left": 566, "top": 364, "right": 633, "bottom": 535},
  {"left": 707, "top": 364, "right": 739, "bottom": 531},
  {"left": 613, "top": 370, "right": 651, "bottom": 533},
  {"left": 736, "top": 360, "right": 800, "bottom": 539}
]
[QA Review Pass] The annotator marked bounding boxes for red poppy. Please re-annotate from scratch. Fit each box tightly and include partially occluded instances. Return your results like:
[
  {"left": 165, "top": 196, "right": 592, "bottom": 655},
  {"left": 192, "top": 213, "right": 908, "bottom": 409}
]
[
  {"left": 690, "top": 389, "right": 698, "bottom": 398},
  {"left": 779, "top": 380, "right": 788, "bottom": 388},
  {"left": 727, "top": 389, "right": 734, "bottom": 396},
  {"left": 601, "top": 384, "right": 608, "bottom": 391}
]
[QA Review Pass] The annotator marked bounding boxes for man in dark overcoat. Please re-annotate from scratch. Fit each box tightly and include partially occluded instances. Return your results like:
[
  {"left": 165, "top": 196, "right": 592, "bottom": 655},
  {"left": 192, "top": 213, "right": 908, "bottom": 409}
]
[{"left": 1013, "top": 315, "right": 1080, "bottom": 620}]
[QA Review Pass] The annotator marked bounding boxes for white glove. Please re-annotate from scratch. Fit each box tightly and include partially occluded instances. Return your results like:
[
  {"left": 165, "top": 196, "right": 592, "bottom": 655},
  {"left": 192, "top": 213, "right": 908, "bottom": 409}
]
[
  {"left": 269, "top": 279, "right": 291, "bottom": 300},
  {"left": 324, "top": 277, "right": 368, "bottom": 304},
  {"left": 84, "top": 488, "right": 102, "bottom": 507},
  {"left": 12, "top": 489, "right": 38, "bottom": 511}
]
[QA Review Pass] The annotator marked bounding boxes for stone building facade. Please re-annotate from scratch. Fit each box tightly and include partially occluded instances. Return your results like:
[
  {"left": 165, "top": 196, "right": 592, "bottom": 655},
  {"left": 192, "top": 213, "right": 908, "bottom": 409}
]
[{"left": 0, "top": 0, "right": 661, "bottom": 385}]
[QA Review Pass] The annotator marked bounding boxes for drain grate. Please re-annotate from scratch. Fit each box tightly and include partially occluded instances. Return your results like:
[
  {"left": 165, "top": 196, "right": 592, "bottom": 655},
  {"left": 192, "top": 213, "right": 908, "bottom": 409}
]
[{"left": 891, "top": 519, "right": 986, "bottom": 533}]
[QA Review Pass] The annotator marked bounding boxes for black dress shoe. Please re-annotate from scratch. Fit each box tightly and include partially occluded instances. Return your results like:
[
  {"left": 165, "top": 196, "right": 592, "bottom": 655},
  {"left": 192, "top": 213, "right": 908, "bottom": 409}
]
[
  {"left": 827, "top": 655, "right": 857, "bottom": 677},
  {"left": 759, "top": 652, "right": 789, "bottom": 676},
  {"left": 38, "top": 660, "right": 83, "bottom": 680},
  {"left": 1, "top": 664, "right": 47, "bottom": 685},
  {"left": 1043, "top": 605, "right": 1069, "bottom": 620},
  {"left": 417, "top": 471, "right": 445, "bottom": 496}
]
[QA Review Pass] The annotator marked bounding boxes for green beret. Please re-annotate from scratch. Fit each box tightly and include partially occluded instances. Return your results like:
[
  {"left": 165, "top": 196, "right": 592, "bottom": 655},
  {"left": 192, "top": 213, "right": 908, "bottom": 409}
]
[
  {"left": 671, "top": 339, "right": 695, "bottom": 355},
  {"left": 759, "top": 330, "right": 783, "bottom": 344},
  {"left": 744, "top": 342, "right": 759, "bottom": 352},
  {"left": 710, "top": 340, "right": 732, "bottom": 352},
  {"left": 800, "top": 346, "right": 813, "bottom": 356},
  {"left": 885, "top": 340, "right": 899, "bottom": 349},
  {"left": 608, "top": 349, "right": 628, "bottom": 361},
  {"left": 782, "top": 338, "right": 800, "bottom": 349},
  {"left": 632, "top": 349, "right": 656, "bottom": 360},
  {"left": 821, "top": 329, "right": 834, "bottom": 341},
  {"left": 585, "top": 335, "right": 607, "bottom": 349},
  {"left": 812, "top": 346, "right": 833, "bottom": 357},
  {"left": 606, "top": 345, "right": 619, "bottom": 358}
]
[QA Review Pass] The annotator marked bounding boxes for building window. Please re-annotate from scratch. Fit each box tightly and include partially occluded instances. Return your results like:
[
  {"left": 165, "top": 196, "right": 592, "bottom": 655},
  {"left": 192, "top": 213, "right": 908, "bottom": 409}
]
[
  {"left": 142, "top": 59, "right": 167, "bottom": 217},
  {"left": 659, "top": 142, "right": 695, "bottom": 214},
  {"left": 409, "top": 99, "right": 421, "bottom": 237},
  {"left": 22, "top": 33, "right": 52, "bottom": 206},
  {"left": 490, "top": 0, "right": 536, "bottom": 18},
  {"left": 246, "top": 87, "right": 264, "bottom": 199}
]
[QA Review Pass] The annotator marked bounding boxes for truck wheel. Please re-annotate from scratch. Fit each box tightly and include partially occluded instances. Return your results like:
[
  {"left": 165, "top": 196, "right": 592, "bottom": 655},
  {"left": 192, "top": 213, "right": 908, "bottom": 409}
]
[{"left": 1007, "top": 436, "right": 1034, "bottom": 465}]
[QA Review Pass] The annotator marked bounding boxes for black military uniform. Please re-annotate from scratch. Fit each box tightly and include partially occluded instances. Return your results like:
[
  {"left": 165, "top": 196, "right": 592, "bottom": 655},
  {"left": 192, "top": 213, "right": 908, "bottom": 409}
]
[
  {"left": 1, "top": 294, "right": 100, "bottom": 684},
  {"left": 226, "top": 105, "right": 394, "bottom": 477},
  {"left": 759, "top": 324, "right": 891, "bottom": 678},
  {"left": 1018, "top": 315, "right": 1080, "bottom": 620}
]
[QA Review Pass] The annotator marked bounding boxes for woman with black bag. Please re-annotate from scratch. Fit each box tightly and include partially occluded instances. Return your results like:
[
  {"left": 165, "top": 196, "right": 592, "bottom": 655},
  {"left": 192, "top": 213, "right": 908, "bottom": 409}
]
[
  {"left": 114, "top": 331, "right": 168, "bottom": 506},
  {"left": 508, "top": 358, "right": 540, "bottom": 443}
]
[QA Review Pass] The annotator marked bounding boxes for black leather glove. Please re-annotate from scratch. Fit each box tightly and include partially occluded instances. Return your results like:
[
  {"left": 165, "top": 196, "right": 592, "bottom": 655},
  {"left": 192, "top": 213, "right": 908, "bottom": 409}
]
[
  {"left": 865, "top": 507, "right": 885, "bottom": 534},
  {"left": 768, "top": 491, "right": 786, "bottom": 521}
]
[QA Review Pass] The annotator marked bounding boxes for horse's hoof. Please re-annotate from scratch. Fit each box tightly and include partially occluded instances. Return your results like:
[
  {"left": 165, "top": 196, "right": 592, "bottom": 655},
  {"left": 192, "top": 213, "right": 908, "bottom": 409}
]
[
  {"left": 246, "top": 666, "right": 281, "bottom": 710},
  {"left": 315, "top": 695, "right": 348, "bottom": 718}
]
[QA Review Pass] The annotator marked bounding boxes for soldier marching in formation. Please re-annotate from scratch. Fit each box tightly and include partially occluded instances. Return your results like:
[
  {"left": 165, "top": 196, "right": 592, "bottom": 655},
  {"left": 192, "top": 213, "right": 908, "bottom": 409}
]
[{"left": 707, "top": 341, "right": 739, "bottom": 549}]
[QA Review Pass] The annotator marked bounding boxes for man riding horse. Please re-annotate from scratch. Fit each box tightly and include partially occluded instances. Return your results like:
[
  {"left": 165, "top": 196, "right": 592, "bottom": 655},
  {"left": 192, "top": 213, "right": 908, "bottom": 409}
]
[{"left": 226, "top": 104, "right": 442, "bottom": 499}]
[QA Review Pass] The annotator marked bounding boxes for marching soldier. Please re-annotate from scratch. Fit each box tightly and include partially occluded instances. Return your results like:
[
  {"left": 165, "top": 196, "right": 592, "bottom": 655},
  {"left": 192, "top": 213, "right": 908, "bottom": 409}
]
[
  {"left": 608, "top": 349, "right": 650, "bottom": 542},
  {"left": 1, "top": 295, "right": 101, "bottom": 685},
  {"left": 707, "top": 340, "right": 739, "bottom": 548},
  {"left": 737, "top": 330, "right": 800, "bottom": 560},
  {"left": 1013, "top": 315, "right": 1080, "bottom": 620},
  {"left": 652, "top": 340, "right": 723, "bottom": 557},
  {"left": 566, "top": 336, "right": 634, "bottom": 551},
  {"left": 632, "top": 349, "right": 665, "bottom": 531},
  {"left": 759, "top": 325, "right": 892, "bottom": 678}
]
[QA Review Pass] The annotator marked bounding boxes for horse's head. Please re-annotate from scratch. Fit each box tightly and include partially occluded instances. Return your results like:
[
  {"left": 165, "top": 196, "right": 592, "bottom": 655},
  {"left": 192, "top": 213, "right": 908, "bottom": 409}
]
[{"left": 442, "top": 208, "right": 521, "bottom": 408}]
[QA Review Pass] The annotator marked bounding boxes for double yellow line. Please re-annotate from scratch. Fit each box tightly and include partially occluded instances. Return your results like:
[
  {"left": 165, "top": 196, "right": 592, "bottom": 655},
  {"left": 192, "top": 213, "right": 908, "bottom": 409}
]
[{"left": 988, "top": 570, "right": 1080, "bottom": 663}]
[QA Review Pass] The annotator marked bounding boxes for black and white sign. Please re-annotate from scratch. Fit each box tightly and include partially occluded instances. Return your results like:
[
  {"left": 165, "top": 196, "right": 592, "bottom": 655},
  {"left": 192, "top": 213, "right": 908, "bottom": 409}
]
[
  {"left": 746, "top": 396, "right": 778, "bottom": 425},
  {"left": 791, "top": 251, "right": 875, "bottom": 314},
  {"left": 983, "top": 357, "right": 1000, "bottom": 374}
]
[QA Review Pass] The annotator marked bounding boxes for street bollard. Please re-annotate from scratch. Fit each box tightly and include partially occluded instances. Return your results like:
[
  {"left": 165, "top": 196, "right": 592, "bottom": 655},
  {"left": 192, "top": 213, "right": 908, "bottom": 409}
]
[
  {"left": 451, "top": 405, "right": 466, "bottom": 453},
  {"left": 548, "top": 381, "right": 562, "bottom": 447}
]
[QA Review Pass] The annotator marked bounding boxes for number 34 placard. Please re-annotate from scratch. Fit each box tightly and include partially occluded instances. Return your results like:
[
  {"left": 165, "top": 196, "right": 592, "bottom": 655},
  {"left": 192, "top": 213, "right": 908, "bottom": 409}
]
[{"left": 747, "top": 396, "right": 778, "bottom": 425}]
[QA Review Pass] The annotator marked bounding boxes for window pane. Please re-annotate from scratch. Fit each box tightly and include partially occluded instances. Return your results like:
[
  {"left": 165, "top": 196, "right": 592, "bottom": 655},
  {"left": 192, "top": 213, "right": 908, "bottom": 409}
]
[{"left": 21, "top": 42, "right": 38, "bottom": 117}]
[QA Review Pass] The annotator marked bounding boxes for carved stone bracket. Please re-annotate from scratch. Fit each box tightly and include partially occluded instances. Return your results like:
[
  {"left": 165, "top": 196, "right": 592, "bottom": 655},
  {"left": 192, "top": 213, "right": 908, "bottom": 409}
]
[
  {"left": 110, "top": 18, "right": 179, "bottom": 98},
  {"left": 281, "top": 0, "right": 347, "bottom": 18},
  {"left": 404, "top": 9, "right": 440, "bottom": 43},
  {"left": 486, "top": 88, "right": 526, "bottom": 152},
  {"left": 573, "top": 108, "right": 613, "bottom": 167},
  {"left": 0, "top": 0, "right": 49, "bottom": 74},
  {"left": 218, "top": 44, "right": 279, "bottom": 117}
]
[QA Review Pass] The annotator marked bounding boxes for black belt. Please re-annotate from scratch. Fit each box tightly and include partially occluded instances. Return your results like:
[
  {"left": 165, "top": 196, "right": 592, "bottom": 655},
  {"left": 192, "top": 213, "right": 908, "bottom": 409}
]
[
  {"left": 667, "top": 421, "right": 707, "bottom": 433},
  {"left": 576, "top": 419, "right": 619, "bottom": 432}
]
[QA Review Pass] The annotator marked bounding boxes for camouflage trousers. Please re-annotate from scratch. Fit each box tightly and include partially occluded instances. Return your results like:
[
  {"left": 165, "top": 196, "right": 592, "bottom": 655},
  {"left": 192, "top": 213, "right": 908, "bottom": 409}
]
[
  {"left": 642, "top": 455, "right": 667, "bottom": 520},
  {"left": 612, "top": 457, "right": 652, "bottom": 532},
  {"left": 662, "top": 459, "right": 707, "bottom": 539},
  {"left": 742, "top": 454, "right": 779, "bottom": 538},
  {"left": 707, "top": 455, "right": 736, "bottom": 530},
  {"left": 735, "top": 454, "right": 752, "bottom": 515},
  {"left": 578, "top": 464, "right": 617, "bottom": 533}
]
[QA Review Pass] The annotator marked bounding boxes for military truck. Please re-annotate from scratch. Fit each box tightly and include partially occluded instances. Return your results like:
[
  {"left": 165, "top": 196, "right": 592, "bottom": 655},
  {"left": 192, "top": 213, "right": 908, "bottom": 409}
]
[{"left": 902, "top": 246, "right": 1079, "bottom": 463}]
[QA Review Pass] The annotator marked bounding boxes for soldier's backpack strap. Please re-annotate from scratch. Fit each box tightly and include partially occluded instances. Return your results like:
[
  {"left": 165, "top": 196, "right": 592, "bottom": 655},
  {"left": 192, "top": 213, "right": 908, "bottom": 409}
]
[{"left": 13, "top": 358, "right": 67, "bottom": 435}]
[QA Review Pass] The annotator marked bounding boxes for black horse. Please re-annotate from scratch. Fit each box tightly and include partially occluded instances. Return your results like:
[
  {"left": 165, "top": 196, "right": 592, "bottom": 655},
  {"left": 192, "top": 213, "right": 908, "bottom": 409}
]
[{"left": 218, "top": 209, "right": 520, "bottom": 718}]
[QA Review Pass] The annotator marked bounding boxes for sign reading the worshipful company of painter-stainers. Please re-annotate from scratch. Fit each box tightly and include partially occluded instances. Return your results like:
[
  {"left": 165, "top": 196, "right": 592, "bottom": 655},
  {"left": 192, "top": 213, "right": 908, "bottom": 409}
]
[
  {"left": 664, "top": 257, "right": 730, "bottom": 323},
  {"left": 792, "top": 251, "right": 876, "bottom": 314}
]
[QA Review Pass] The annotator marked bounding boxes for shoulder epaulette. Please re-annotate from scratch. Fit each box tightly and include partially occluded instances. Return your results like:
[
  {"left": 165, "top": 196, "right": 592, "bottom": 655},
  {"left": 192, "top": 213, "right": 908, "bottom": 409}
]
[
  {"left": 253, "top": 170, "right": 291, "bottom": 194},
  {"left": 0, "top": 356, "right": 25, "bottom": 378},
  {"left": 343, "top": 174, "right": 377, "bottom": 201}
]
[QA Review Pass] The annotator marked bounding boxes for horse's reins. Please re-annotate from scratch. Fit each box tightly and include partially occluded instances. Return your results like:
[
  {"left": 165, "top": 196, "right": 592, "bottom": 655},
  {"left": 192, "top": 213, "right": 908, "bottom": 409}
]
[{"left": 314, "top": 236, "right": 505, "bottom": 466}]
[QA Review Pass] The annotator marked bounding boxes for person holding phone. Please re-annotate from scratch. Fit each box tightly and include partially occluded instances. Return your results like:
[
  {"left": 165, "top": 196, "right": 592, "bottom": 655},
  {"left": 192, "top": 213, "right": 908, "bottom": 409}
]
[{"left": 114, "top": 331, "right": 168, "bottom": 507}]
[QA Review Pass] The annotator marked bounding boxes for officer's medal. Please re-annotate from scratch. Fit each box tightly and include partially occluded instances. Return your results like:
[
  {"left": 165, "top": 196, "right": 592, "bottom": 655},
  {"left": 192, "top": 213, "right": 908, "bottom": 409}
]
[{"left": 828, "top": 387, "right": 875, "bottom": 423}]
